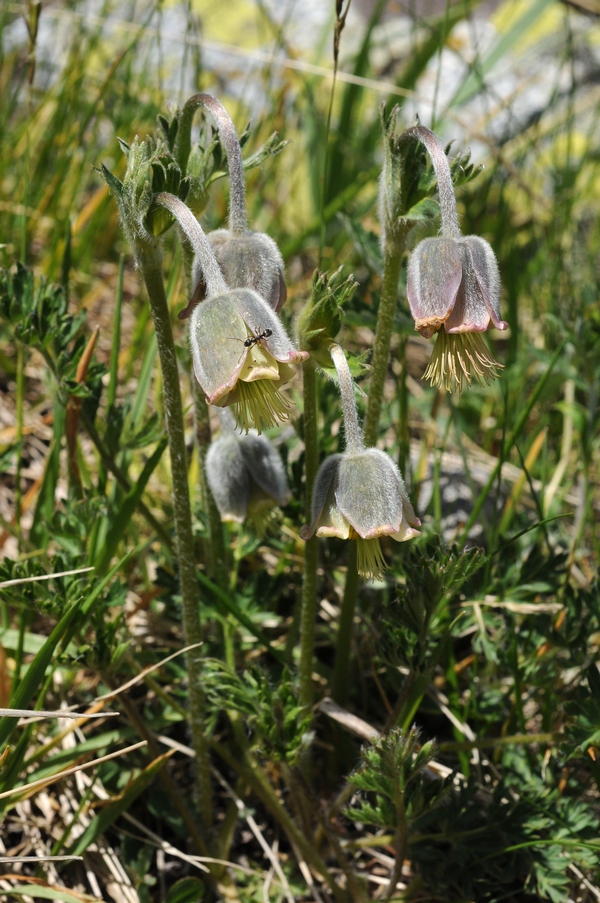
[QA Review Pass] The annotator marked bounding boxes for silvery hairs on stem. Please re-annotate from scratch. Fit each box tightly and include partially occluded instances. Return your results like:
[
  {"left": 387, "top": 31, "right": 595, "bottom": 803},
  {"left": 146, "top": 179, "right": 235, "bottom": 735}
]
[{"left": 177, "top": 94, "right": 287, "bottom": 319}]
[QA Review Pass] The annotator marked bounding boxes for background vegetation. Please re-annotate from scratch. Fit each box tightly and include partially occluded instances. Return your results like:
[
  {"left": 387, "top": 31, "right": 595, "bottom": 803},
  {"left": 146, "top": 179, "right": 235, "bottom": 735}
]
[{"left": 0, "top": 0, "right": 599, "bottom": 900}]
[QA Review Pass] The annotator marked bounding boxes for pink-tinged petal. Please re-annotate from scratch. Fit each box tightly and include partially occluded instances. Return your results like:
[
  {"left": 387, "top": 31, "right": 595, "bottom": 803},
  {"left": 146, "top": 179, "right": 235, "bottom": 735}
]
[
  {"left": 229, "top": 289, "right": 309, "bottom": 364},
  {"left": 444, "top": 243, "right": 492, "bottom": 334},
  {"left": 407, "top": 238, "right": 463, "bottom": 338},
  {"left": 464, "top": 235, "right": 508, "bottom": 331},
  {"left": 190, "top": 296, "right": 249, "bottom": 402}
]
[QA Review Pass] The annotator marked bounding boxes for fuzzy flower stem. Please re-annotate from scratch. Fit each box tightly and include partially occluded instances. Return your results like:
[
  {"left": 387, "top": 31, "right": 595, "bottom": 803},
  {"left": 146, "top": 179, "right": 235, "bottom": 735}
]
[
  {"left": 298, "top": 357, "right": 320, "bottom": 711},
  {"left": 362, "top": 249, "right": 404, "bottom": 448},
  {"left": 135, "top": 237, "right": 213, "bottom": 832},
  {"left": 154, "top": 192, "right": 227, "bottom": 296},
  {"left": 178, "top": 93, "right": 247, "bottom": 236},
  {"left": 407, "top": 125, "right": 460, "bottom": 239},
  {"left": 192, "top": 378, "right": 230, "bottom": 591},
  {"left": 330, "top": 344, "right": 363, "bottom": 453}
]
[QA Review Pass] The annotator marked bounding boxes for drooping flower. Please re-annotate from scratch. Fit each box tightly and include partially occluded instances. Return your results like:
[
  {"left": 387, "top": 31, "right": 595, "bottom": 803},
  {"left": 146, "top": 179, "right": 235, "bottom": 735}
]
[
  {"left": 190, "top": 286, "right": 307, "bottom": 433},
  {"left": 153, "top": 192, "right": 307, "bottom": 434},
  {"left": 300, "top": 344, "right": 420, "bottom": 580},
  {"left": 205, "top": 419, "right": 290, "bottom": 533},
  {"left": 301, "top": 447, "right": 420, "bottom": 580},
  {"left": 405, "top": 126, "right": 508, "bottom": 393}
]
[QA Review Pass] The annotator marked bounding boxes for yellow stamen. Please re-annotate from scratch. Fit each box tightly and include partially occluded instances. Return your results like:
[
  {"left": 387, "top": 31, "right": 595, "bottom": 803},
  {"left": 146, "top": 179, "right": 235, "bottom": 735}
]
[
  {"left": 356, "top": 538, "right": 387, "bottom": 581},
  {"left": 424, "top": 330, "right": 503, "bottom": 393},
  {"left": 233, "top": 379, "right": 292, "bottom": 434}
]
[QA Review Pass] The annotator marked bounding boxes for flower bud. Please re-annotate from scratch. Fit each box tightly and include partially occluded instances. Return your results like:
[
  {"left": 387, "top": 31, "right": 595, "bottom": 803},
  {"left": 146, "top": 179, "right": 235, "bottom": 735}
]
[
  {"left": 192, "top": 228, "right": 287, "bottom": 313},
  {"left": 206, "top": 430, "right": 290, "bottom": 529}
]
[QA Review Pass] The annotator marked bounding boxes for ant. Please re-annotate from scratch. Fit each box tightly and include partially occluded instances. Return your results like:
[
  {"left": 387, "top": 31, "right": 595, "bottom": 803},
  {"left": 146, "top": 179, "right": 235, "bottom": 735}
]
[
  {"left": 230, "top": 327, "right": 274, "bottom": 364},
  {"left": 243, "top": 327, "right": 273, "bottom": 348}
]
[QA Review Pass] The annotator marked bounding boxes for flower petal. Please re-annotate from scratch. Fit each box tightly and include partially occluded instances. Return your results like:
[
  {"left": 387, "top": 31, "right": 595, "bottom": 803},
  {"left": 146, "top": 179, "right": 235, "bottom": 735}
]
[
  {"left": 241, "top": 433, "right": 291, "bottom": 507},
  {"left": 301, "top": 454, "right": 350, "bottom": 540},
  {"left": 205, "top": 433, "right": 249, "bottom": 522},
  {"left": 209, "top": 229, "right": 288, "bottom": 313},
  {"left": 463, "top": 235, "right": 507, "bottom": 331},
  {"left": 336, "top": 448, "right": 415, "bottom": 540},
  {"left": 190, "top": 295, "right": 249, "bottom": 403},
  {"left": 407, "top": 238, "right": 463, "bottom": 339},
  {"left": 238, "top": 342, "right": 282, "bottom": 382},
  {"left": 445, "top": 238, "right": 505, "bottom": 334},
  {"left": 229, "top": 289, "right": 308, "bottom": 365}
]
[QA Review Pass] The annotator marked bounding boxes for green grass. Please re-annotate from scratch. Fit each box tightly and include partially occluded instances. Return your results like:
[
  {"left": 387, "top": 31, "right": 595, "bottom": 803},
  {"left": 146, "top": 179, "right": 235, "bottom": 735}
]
[{"left": 0, "top": 1, "right": 599, "bottom": 901}]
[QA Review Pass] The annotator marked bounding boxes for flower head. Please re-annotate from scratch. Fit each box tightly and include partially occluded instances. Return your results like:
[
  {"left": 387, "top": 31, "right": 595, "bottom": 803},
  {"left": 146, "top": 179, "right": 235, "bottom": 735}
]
[
  {"left": 197, "top": 228, "right": 287, "bottom": 313},
  {"left": 404, "top": 126, "right": 508, "bottom": 393},
  {"left": 190, "top": 286, "right": 307, "bottom": 433},
  {"left": 301, "top": 447, "right": 420, "bottom": 580},
  {"left": 407, "top": 234, "right": 507, "bottom": 392},
  {"left": 206, "top": 427, "right": 290, "bottom": 533}
]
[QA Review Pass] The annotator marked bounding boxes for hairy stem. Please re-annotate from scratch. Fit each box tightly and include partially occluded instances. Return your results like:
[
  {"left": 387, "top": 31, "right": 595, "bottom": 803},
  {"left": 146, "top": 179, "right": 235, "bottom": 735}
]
[
  {"left": 211, "top": 739, "right": 346, "bottom": 902},
  {"left": 192, "top": 378, "right": 230, "bottom": 591},
  {"left": 136, "top": 237, "right": 212, "bottom": 831},
  {"left": 177, "top": 93, "right": 247, "bottom": 235},
  {"left": 407, "top": 125, "right": 460, "bottom": 239},
  {"left": 154, "top": 192, "right": 226, "bottom": 297},
  {"left": 330, "top": 343, "right": 363, "bottom": 453},
  {"left": 363, "top": 249, "right": 403, "bottom": 448},
  {"left": 299, "top": 358, "right": 320, "bottom": 711}
]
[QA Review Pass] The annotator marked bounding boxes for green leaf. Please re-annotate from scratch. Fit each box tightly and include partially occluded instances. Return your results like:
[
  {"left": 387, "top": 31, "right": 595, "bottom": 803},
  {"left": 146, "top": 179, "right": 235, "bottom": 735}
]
[
  {"left": 98, "top": 163, "right": 124, "bottom": 199},
  {"left": 165, "top": 877, "right": 207, "bottom": 903},
  {"left": 0, "top": 597, "right": 84, "bottom": 749},
  {"left": 2, "top": 885, "right": 102, "bottom": 903}
]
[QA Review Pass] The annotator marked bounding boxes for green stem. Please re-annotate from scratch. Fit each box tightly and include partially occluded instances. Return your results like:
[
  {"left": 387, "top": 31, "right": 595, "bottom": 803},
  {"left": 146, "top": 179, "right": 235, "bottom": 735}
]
[
  {"left": 363, "top": 248, "right": 404, "bottom": 447},
  {"left": 136, "top": 238, "right": 212, "bottom": 832},
  {"left": 192, "top": 378, "right": 230, "bottom": 591},
  {"left": 384, "top": 782, "right": 408, "bottom": 901},
  {"left": 15, "top": 343, "right": 24, "bottom": 528},
  {"left": 331, "top": 543, "right": 359, "bottom": 705},
  {"left": 299, "top": 358, "right": 320, "bottom": 711}
]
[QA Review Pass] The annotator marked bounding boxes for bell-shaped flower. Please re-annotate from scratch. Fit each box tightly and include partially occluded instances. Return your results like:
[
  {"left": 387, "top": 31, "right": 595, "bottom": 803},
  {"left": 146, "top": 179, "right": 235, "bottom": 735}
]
[
  {"left": 300, "top": 345, "right": 420, "bottom": 580},
  {"left": 301, "top": 448, "right": 420, "bottom": 580},
  {"left": 407, "top": 235, "right": 507, "bottom": 392},
  {"left": 404, "top": 126, "right": 508, "bottom": 393},
  {"left": 152, "top": 192, "right": 307, "bottom": 434},
  {"left": 206, "top": 426, "right": 290, "bottom": 533},
  {"left": 190, "top": 286, "right": 307, "bottom": 433}
]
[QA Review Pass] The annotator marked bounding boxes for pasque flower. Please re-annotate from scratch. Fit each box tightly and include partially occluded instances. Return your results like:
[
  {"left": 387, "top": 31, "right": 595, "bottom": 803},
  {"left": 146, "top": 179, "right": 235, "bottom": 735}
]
[
  {"left": 190, "top": 285, "right": 306, "bottom": 433},
  {"left": 301, "top": 345, "right": 420, "bottom": 579},
  {"left": 406, "top": 126, "right": 507, "bottom": 392},
  {"left": 154, "top": 193, "right": 306, "bottom": 433},
  {"left": 181, "top": 94, "right": 287, "bottom": 317},
  {"left": 206, "top": 410, "right": 290, "bottom": 532}
]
